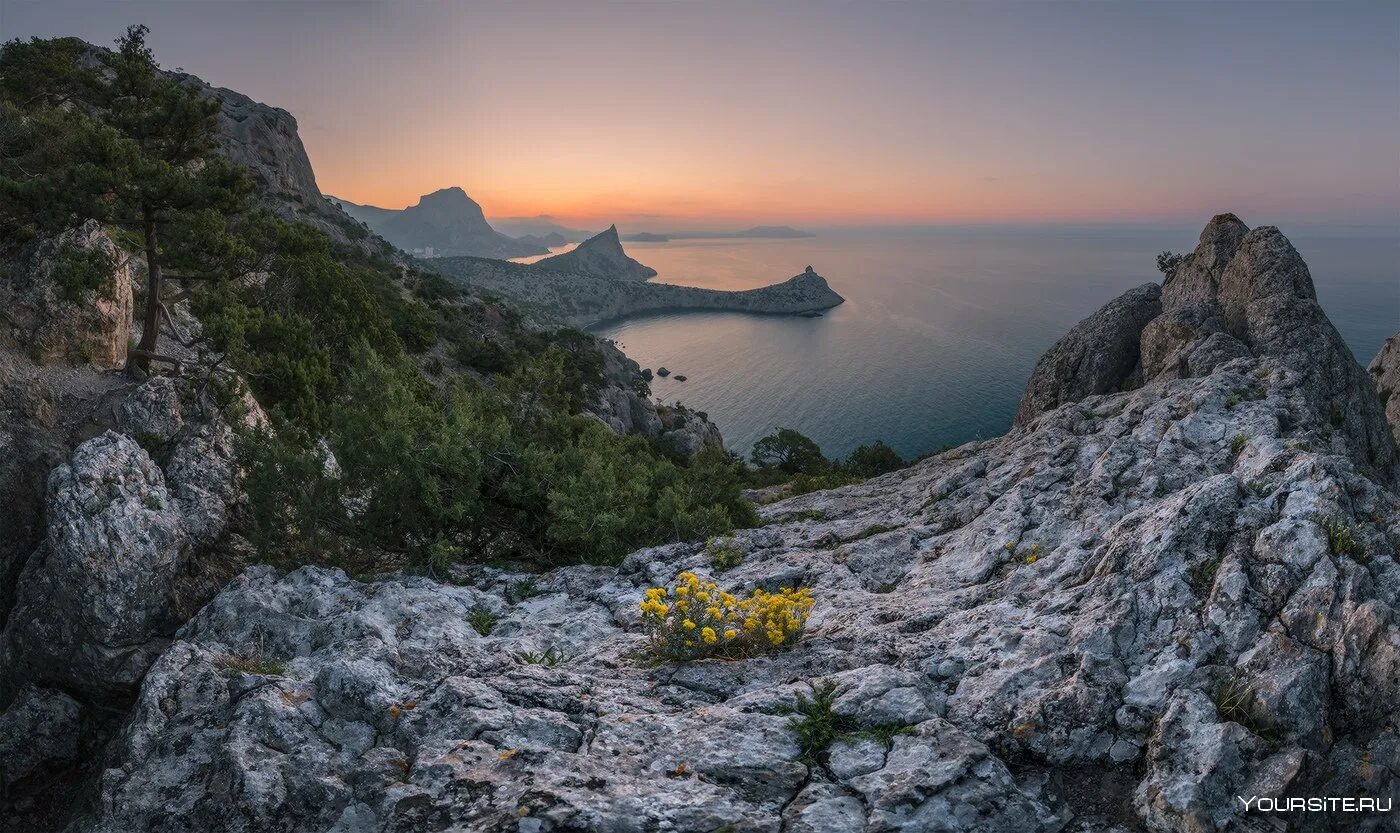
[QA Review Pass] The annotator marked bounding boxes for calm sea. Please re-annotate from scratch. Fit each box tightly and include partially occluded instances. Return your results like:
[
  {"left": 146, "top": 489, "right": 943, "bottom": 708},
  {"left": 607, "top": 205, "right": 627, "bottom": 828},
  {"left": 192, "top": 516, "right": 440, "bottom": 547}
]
[{"left": 586, "top": 227, "right": 1398, "bottom": 460}]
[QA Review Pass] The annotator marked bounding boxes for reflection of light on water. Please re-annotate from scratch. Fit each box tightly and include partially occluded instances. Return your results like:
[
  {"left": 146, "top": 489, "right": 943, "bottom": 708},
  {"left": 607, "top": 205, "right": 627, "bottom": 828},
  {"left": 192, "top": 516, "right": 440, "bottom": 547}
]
[{"left": 509, "top": 243, "right": 578, "bottom": 265}]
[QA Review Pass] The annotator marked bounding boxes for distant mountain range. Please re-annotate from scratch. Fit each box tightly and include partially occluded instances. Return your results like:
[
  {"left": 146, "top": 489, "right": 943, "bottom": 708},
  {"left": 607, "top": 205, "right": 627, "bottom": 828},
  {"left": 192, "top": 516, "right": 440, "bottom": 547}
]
[
  {"left": 619, "top": 226, "right": 815, "bottom": 243},
  {"left": 330, "top": 186, "right": 816, "bottom": 260},
  {"left": 330, "top": 187, "right": 547, "bottom": 259},
  {"left": 488, "top": 215, "right": 593, "bottom": 244}
]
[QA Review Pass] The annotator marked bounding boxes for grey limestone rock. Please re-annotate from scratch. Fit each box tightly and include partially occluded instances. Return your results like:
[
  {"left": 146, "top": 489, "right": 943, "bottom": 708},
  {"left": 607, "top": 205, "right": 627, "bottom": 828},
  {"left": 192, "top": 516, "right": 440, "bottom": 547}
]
[
  {"left": 0, "top": 220, "right": 133, "bottom": 369},
  {"left": 1369, "top": 332, "right": 1400, "bottom": 446},
  {"left": 59, "top": 217, "right": 1400, "bottom": 832},
  {"left": 1014, "top": 282, "right": 1162, "bottom": 425}
]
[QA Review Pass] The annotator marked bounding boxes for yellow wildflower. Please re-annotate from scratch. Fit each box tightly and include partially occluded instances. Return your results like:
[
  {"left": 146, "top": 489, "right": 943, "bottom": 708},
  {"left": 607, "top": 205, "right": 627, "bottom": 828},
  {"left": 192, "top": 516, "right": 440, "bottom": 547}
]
[{"left": 701, "top": 627, "right": 718, "bottom": 644}]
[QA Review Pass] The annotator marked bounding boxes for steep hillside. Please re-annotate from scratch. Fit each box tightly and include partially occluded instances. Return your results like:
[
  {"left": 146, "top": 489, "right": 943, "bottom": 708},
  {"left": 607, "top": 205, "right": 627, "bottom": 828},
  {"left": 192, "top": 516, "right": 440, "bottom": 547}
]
[
  {"left": 46, "top": 216, "right": 1400, "bottom": 833},
  {"left": 335, "top": 187, "right": 548, "bottom": 259},
  {"left": 534, "top": 225, "right": 659, "bottom": 280}
]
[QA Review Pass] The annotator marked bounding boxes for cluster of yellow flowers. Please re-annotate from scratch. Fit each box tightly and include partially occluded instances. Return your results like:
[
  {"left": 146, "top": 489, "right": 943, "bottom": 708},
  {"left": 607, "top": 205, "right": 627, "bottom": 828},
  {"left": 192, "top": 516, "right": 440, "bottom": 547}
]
[{"left": 639, "top": 572, "right": 815, "bottom": 660}]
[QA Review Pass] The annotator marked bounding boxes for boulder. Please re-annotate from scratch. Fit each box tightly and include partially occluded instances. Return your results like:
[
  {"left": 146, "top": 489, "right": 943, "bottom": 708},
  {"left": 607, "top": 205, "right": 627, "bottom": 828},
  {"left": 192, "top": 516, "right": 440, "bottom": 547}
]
[
  {"left": 1160, "top": 212, "right": 1249, "bottom": 311},
  {"left": 1, "top": 432, "right": 190, "bottom": 698},
  {"left": 1013, "top": 282, "right": 1162, "bottom": 425},
  {"left": 1, "top": 379, "right": 248, "bottom": 701},
  {"left": 0, "top": 685, "right": 82, "bottom": 786},
  {"left": 0, "top": 220, "right": 132, "bottom": 368},
  {"left": 1017, "top": 216, "right": 1396, "bottom": 481}
]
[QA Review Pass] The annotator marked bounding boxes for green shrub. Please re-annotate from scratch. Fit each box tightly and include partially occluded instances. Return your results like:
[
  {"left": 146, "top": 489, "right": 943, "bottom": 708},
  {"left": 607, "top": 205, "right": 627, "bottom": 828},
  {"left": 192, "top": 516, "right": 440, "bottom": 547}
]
[
  {"left": 789, "top": 681, "right": 842, "bottom": 764},
  {"left": 707, "top": 537, "right": 743, "bottom": 572},
  {"left": 51, "top": 245, "right": 115, "bottom": 302}
]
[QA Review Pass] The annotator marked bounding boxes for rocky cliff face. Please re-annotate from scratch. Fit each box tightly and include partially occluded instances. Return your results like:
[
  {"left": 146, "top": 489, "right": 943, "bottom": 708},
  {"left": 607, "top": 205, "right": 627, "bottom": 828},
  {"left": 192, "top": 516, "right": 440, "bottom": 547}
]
[
  {"left": 1369, "top": 334, "right": 1400, "bottom": 447},
  {"left": 590, "top": 342, "right": 724, "bottom": 457},
  {"left": 336, "top": 187, "right": 548, "bottom": 259},
  {"left": 165, "top": 71, "right": 388, "bottom": 255},
  {"left": 535, "top": 224, "right": 659, "bottom": 281},
  {"left": 32, "top": 216, "right": 1398, "bottom": 833}
]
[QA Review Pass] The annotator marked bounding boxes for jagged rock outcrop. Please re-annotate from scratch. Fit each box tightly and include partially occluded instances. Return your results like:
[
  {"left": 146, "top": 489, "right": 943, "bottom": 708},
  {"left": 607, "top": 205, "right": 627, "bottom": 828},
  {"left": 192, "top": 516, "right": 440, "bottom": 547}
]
[
  {"left": 160, "top": 63, "right": 388, "bottom": 256},
  {"left": 0, "top": 220, "right": 132, "bottom": 368},
  {"left": 433, "top": 257, "right": 845, "bottom": 329},
  {"left": 535, "top": 224, "right": 659, "bottom": 281},
  {"left": 0, "top": 380, "right": 248, "bottom": 701},
  {"left": 2, "top": 431, "right": 191, "bottom": 698},
  {"left": 1015, "top": 283, "right": 1161, "bottom": 425},
  {"left": 1368, "top": 333, "right": 1400, "bottom": 446},
  {"left": 589, "top": 342, "right": 724, "bottom": 457},
  {"left": 1017, "top": 215, "right": 1396, "bottom": 483},
  {"left": 335, "top": 187, "right": 547, "bottom": 259},
  {"left": 67, "top": 218, "right": 1400, "bottom": 832}
]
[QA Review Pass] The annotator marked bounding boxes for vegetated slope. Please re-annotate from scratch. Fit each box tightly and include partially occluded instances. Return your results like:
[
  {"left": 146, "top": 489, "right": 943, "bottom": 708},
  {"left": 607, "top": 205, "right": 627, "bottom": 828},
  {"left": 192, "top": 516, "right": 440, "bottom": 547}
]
[
  {"left": 66, "top": 216, "right": 1400, "bottom": 832},
  {"left": 0, "top": 32, "right": 761, "bottom": 830}
]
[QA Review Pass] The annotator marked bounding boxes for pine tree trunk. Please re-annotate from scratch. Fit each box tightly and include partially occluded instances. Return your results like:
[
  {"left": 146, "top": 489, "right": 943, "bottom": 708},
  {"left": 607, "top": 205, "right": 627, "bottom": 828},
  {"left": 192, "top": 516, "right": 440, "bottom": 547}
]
[{"left": 133, "top": 206, "right": 162, "bottom": 372}]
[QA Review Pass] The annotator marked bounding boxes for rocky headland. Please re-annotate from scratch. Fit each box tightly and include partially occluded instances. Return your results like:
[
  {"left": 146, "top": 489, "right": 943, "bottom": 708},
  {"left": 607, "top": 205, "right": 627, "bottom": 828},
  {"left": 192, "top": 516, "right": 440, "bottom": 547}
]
[
  {"left": 434, "top": 239, "right": 846, "bottom": 329},
  {"left": 534, "top": 225, "right": 659, "bottom": 281}
]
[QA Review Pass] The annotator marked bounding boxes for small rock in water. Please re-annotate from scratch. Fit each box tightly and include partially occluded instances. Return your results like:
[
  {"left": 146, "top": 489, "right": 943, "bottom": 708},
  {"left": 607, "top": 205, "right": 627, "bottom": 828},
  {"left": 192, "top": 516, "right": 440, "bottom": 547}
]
[
  {"left": 656, "top": 367, "right": 670, "bottom": 377},
  {"left": 674, "top": 375, "right": 687, "bottom": 382}
]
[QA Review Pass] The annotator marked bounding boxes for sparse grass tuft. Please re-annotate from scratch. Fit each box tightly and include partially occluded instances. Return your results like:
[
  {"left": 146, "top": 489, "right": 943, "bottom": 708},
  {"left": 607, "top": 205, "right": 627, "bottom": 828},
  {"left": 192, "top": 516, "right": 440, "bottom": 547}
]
[
  {"left": 517, "top": 646, "right": 568, "bottom": 667},
  {"left": 1214, "top": 673, "right": 1279, "bottom": 743},
  {"left": 785, "top": 680, "right": 913, "bottom": 765},
  {"left": 843, "top": 523, "right": 899, "bottom": 543},
  {"left": 1186, "top": 554, "right": 1223, "bottom": 596},
  {"left": 771, "top": 508, "right": 826, "bottom": 525},
  {"left": 1314, "top": 515, "right": 1368, "bottom": 562},
  {"left": 217, "top": 647, "right": 286, "bottom": 677},
  {"left": 1229, "top": 434, "right": 1248, "bottom": 457},
  {"left": 789, "top": 681, "right": 842, "bottom": 765},
  {"left": 510, "top": 578, "right": 543, "bottom": 602},
  {"left": 469, "top": 609, "right": 497, "bottom": 636}
]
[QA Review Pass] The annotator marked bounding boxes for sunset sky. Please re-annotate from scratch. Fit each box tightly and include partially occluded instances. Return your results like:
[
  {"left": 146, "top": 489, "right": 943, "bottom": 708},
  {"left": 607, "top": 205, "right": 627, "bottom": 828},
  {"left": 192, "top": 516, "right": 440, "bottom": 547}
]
[{"left": 4, "top": 1, "right": 1398, "bottom": 231}]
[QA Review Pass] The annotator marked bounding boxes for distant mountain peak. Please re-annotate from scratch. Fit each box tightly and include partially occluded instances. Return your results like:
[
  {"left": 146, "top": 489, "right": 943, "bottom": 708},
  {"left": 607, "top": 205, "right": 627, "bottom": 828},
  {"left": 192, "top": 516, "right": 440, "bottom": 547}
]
[
  {"left": 534, "top": 225, "right": 658, "bottom": 281},
  {"left": 334, "top": 186, "right": 545, "bottom": 259}
]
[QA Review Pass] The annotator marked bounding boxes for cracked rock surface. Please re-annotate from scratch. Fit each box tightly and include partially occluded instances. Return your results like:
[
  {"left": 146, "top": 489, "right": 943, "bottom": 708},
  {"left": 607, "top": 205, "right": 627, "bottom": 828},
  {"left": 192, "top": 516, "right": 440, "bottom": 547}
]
[{"left": 71, "top": 219, "right": 1400, "bottom": 832}]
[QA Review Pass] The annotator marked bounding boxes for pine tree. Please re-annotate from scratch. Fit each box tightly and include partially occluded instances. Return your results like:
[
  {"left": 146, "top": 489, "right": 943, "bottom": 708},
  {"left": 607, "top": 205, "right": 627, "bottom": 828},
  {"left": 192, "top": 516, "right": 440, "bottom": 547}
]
[{"left": 0, "top": 25, "right": 252, "bottom": 371}]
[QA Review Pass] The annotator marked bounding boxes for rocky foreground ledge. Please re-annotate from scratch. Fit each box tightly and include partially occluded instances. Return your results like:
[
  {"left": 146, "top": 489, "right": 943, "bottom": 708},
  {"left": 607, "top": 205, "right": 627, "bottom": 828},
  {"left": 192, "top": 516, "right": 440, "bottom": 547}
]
[{"left": 10, "top": 216, "right": 1400, "bottom": 833}]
